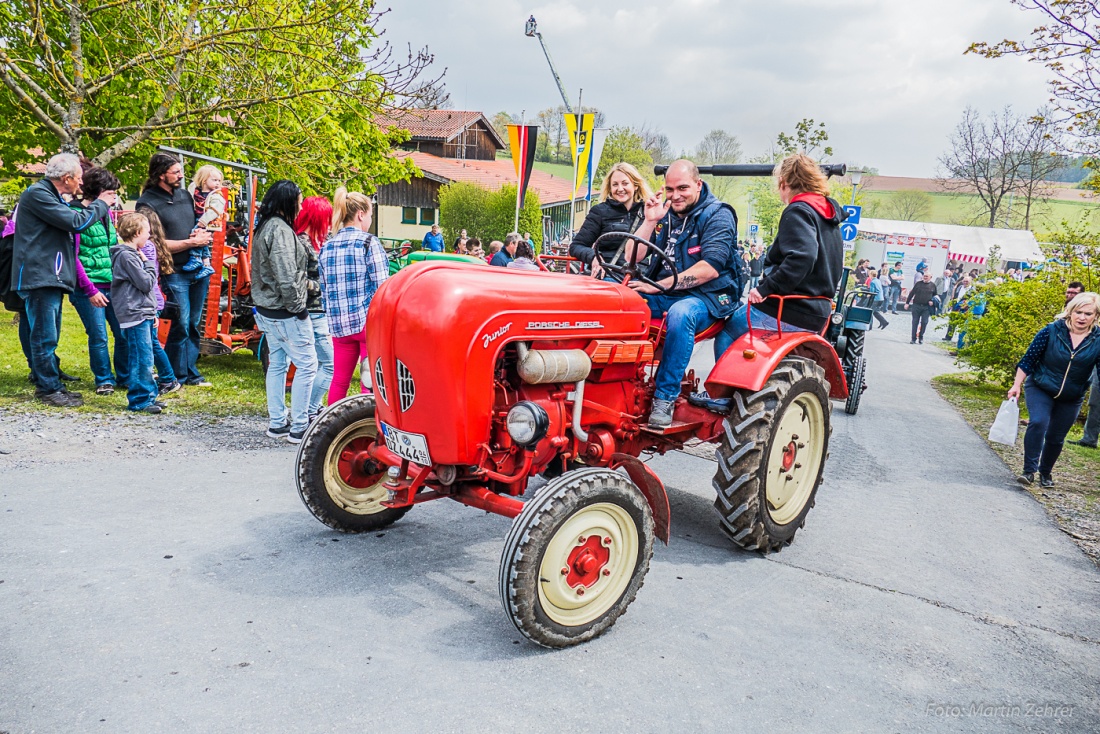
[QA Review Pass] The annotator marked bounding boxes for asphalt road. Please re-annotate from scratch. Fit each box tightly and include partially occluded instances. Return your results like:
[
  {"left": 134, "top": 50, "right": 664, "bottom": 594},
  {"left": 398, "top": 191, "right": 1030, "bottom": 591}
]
[{"left": 2, "top": 318, "right": 1099, "bottom": 733}]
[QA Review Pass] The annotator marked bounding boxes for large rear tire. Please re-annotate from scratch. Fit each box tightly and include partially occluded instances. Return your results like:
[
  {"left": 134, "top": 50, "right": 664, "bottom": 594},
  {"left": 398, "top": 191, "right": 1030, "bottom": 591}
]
[
  {"left": 712, "top": 357, "right": 830, "bottom": 552},
  {"left": 499, "top": 468, "right": 654, "bottom": 648},
  {"left": 295, "top": 394, "right": 410, "bottom": 532}
]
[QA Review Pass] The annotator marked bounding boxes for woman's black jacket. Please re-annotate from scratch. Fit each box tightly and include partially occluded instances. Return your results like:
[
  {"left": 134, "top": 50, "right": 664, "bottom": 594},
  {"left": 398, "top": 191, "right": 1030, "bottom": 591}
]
[{"left": 569, "top": 199, "right": 644, "bottom": 266}]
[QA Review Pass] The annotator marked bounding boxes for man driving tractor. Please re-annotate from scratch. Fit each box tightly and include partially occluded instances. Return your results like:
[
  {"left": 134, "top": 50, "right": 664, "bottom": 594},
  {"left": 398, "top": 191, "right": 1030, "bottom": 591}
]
[{"left": 627, "top": 159, "right": 741, "bottom": 428}]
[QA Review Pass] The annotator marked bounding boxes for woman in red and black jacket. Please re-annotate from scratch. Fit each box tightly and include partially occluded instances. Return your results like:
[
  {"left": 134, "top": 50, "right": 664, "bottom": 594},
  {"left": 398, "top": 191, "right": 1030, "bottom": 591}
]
[{"left": 715, "top": 154, "right": 845, "bottom": 355}]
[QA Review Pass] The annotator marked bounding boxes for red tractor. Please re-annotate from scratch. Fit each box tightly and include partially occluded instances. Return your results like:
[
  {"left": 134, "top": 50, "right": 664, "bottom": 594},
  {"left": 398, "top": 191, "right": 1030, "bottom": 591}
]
[{"left": 294, "top": 234, "right": 849, "bottom": 647}]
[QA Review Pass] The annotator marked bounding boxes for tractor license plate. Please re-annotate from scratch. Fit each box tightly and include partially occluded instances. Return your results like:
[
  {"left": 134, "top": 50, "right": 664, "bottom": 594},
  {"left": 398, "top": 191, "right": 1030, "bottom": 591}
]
[{"left": 380, "top": 423, "right": 432, "bottom": 466}]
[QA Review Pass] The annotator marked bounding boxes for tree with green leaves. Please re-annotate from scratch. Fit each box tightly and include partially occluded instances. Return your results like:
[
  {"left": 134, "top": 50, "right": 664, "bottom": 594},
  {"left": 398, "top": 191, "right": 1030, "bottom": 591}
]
[
  {"left": 885, "top": 190, "right": 934, "bottom": 221},
  {"left": 438, "top": 182, "right": 542, "bottom": 250},
  {"left": 594, "top": 126, "right": 654, "bottom": 187},
  {"left": 776, "top": 119, "right": 833, "bottom": 159},
  {"left": 0, "top": 0, "right": 434, "bottom": 192},
  {"left": 693, "top": 129, "right": 742, "bottom": 203}
]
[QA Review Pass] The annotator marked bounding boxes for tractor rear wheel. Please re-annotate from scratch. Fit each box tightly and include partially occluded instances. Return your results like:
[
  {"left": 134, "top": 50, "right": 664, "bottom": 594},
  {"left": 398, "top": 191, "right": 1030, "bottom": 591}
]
[
  {"left": 295, "top": 394, "right": 410, "bottom": 532},
  {"left": 499, "top": 468, "right": 654, "bottom": 648},
  {"left": 712, "top": 357, "right": 830, "bottom": 552},
  {"left": 844, "top": 355, "right": 866, "bottom": 415}
]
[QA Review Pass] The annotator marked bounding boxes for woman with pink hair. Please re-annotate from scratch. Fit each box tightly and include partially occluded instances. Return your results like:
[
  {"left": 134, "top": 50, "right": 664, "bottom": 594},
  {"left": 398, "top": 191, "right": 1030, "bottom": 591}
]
[{"left": 294, "top": 195, "right": 335, "bottom": 419}]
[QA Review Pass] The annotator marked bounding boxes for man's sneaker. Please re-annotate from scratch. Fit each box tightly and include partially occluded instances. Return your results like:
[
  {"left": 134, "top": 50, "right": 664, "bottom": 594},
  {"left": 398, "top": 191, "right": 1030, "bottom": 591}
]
[
  {"left": 1039, "top": 474, "right": 1055, "bottom": 488},
  {"left": 266, "top": 423, "right": 291, "bottom": 439},
  {"left": 38, "top": 390, "right": 83, "bottom": 408},
  {"left": 61, "top": 388, "right": 83, "bottom": 399},
  {"left": 95, "top": 384, "right": 115, "bottom": 396},
  {"left": 59, "top": 370, "right": 79, "bottom": 382},
  {"left": 919, "top": 339, "right": 924, "bottom": 344},
  {"left": 138, "top": 403, "right": 163, "bottom": 414},
  {"left": 158, "top": 380, "right": 182, "bottom": 395},
  {"left": 1071, "top": 439, "right": 1098, "bottom": 449},
  {"left": 288, "top": 429, "right": 306, "bottom": 445},
  {"left": 185, "top": 379, "right": 213, "bottom": 387},
  {"left": 648, "top": 398, "right": 674, "bottom": 428},
  {"left": 1017, "top": 472, "right": 1035, "bottom": 486}
]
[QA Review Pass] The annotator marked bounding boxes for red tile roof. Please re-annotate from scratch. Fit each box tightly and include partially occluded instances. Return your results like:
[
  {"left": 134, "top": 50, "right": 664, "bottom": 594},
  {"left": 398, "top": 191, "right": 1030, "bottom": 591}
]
[
  {"left": 398, "top": 151, "right": 581, "bottom": 207},
  {"left": 377, "top": 109, "right": 506, "bottom": 149}
]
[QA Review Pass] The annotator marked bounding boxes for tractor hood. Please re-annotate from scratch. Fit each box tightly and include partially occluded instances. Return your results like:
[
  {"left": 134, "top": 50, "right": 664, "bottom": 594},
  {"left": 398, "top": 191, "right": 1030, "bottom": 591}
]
[{"left": 367, "top": 262, "right": 650, "bottom": 465}]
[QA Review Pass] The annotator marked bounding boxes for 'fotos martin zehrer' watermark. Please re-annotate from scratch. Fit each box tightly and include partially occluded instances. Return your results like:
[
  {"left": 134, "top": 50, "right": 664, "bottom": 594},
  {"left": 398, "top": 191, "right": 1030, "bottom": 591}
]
[{"left": 927, "top": 702, "right": 1074, "bottom": 718}]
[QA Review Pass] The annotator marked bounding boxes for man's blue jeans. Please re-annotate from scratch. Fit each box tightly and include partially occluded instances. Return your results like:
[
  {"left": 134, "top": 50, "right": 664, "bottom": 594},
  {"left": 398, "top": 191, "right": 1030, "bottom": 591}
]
[
  {"left": 714, "top": 303, "right": 814, "bottom": 359},
  {"left": 69, "top": 286, "right": 129, "bottom": 387},
  {"left": 309, "top": 313, "right": 334, "bottom": 415},
  {"left": 20, "top": 288, "right": 65, "bottom": 394},
  {"left": 163, "top": 272, "right": 209, "bottom": 383},
  {"left": 255, "top": 313, "right": 318, "bottom": 433},
  {"left": 643, "top": 294, "right": 713, "bottom": 402},
  {"left": 886, "top": 284, "right": 902, "bottom": 312},
  {"left": 122, "top": 319, "right": 158, "bottom": 410},
  {"left": 1022, "top": 379, "right": 1084, "bottom": 475}
]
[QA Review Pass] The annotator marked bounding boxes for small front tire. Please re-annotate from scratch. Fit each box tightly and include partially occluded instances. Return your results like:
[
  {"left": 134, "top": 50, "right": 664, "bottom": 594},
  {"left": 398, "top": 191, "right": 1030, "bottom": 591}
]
[
  {"left": 499, "top": 468, "right": 654, "bottom": 648},
  {"left": 295, "top": 394, "right": 409, "bottom": 532}
]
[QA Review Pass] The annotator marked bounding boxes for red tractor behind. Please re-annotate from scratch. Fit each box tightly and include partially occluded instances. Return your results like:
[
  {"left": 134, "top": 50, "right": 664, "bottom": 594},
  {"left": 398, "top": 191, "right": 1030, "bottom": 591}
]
[{"left": 294, "top": 234, "right": 848, "bottom": 648}]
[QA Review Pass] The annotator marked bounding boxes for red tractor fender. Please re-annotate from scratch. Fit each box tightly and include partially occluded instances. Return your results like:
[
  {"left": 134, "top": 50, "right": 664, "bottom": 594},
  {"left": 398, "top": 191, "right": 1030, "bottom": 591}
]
[
  {"left": 704, "top": 332, "right": 849, "bottom": 400},
  {"left": 610, "top": 454, "right": 670, "bottom": 544}
]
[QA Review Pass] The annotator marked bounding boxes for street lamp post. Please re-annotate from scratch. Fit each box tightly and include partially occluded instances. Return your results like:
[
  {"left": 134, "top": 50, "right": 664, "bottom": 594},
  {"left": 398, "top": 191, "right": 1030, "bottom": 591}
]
[{"left": 849, "top": 169, "right": 864, "bottom": 206}]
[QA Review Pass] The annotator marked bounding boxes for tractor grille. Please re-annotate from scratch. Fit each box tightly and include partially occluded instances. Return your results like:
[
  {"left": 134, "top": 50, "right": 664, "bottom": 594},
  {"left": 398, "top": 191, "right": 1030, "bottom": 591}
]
[
  {"left": 396, "top": 359, "right": 415, "bottom": 412},
  {"left": 373, "top": 358, "right": 388, "bottom": 405}
]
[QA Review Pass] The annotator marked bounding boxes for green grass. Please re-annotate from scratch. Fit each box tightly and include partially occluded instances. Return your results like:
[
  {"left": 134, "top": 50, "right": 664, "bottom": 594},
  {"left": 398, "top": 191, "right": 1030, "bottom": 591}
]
[
  {"left": 1, "top": 303, "right": 268, "bottom": 417},
  {"left": 531, "top": 160, "right": 575, "bottom": 181},
  {"left": 861, "top": 191, "right": 1100, "bottom": 233},
  {"left": 932, "top": 371, "right": 1100, "bottom": 563}
]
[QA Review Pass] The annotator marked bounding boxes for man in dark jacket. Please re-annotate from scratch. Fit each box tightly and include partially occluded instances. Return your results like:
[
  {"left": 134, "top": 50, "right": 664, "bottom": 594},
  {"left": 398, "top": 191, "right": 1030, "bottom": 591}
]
[
  {"left": 11, "top": 153, "right": 116, "bottom": 406},
  {"left": 490, "top": 233, "right": 520, "bottom": 267},
  {"left": 630, "top": 159, "right": 740, "bottom": 427},
  {"left": 906, "top": 271, "right": 938, "bottom": 344}
]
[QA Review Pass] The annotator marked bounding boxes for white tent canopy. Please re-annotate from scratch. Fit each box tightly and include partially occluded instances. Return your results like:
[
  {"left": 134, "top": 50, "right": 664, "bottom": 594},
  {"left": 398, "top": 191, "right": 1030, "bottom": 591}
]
[{"left": 858, "top": 218, "right": 1044, "bottom": 265}]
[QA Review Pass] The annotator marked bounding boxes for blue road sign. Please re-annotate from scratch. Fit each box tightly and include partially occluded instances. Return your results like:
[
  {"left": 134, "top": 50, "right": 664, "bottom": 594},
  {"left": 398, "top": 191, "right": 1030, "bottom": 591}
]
[
  {"left": 749, "top": 223, "right": 759, "bottom": 235},
  {"left": 840, "top": 222, "right": 859, "bottom": 242},
  {"left": 842, "top": 205, "right": 862, "bottom": 225}
]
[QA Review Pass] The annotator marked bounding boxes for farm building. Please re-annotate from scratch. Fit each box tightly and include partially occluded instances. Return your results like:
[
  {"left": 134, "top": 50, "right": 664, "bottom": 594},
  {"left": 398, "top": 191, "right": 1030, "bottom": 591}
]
[{"left": 373, "top": 110, "right": 585, "bottom": 244}]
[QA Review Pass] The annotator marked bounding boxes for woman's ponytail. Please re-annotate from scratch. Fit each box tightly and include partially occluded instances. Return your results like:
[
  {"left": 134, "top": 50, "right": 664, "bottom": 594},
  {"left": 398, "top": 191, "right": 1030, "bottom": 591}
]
[{"left": 330, "top": 186, "right": 372, "bottom": 234}]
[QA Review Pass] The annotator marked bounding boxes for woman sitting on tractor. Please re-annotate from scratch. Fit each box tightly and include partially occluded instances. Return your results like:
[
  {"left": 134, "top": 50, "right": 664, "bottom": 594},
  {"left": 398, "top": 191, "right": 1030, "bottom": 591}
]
[
  {"left": 569, "top": 162, "right": 651, "bottom": 279},
  {"left": 715, "top": 154, "right": 845, "bottom": 355}
]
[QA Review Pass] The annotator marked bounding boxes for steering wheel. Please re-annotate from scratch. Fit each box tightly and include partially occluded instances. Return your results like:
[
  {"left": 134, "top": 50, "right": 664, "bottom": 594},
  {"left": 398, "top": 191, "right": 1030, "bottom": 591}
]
[{"left": 592, "top": 232, "right": 679, "bottom": 293}]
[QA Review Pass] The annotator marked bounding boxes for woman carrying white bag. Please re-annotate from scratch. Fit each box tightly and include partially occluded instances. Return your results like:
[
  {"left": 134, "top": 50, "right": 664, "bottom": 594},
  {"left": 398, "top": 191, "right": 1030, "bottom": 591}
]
[{"left": 1006, "top": 292, "right": 1100, "bottom": 488}]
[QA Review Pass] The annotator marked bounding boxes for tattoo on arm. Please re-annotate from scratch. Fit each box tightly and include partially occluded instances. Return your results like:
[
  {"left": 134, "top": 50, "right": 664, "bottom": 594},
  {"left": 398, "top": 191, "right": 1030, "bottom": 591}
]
[{"left": 676, "top": 275, "right": 698, "bottom": 290}]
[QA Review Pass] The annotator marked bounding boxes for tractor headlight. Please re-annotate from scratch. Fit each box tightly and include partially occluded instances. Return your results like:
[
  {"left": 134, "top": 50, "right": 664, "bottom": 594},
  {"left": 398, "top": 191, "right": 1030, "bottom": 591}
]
[
  {"left": 506, "top": 401, "right": 549, "bottom": 448},
  {"left": 830, "top": 312, "right": 844, "bottom": 325}
]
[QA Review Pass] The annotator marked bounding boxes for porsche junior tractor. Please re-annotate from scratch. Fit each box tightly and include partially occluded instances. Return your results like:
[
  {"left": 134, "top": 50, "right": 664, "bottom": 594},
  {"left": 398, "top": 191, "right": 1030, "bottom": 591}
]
[{"left": 294, "top": 198, "right": 851, "bottom": 651}]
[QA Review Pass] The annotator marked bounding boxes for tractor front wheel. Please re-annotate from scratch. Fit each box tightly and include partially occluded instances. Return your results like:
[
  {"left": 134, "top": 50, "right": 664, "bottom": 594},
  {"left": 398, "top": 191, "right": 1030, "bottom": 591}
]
[
  {"left": 844, "top": 355, "right": 866, "bottom": 415},
  {"left": 712, "top": 357, "right": 830, "bottom": 552},
  {"left": 499, "top": 468, "right": 654, "bottom": 648},
  {"left": 295, "top": 394, "right": 410, "bottom": 532}
]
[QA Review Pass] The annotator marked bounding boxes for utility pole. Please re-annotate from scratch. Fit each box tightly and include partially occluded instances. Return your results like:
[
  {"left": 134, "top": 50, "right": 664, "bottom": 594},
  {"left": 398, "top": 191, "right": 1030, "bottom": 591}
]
[{"left": 525, "top": 16, "right": 573, "bottom": 114}]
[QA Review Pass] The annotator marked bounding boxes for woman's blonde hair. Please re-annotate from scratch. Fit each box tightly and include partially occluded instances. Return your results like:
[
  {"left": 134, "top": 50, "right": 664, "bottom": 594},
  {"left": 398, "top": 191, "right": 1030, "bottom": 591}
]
[
  {"left": 599, "top": 162, "right": 652, "bottom": 204},
  {"left": 1057, "top": 291, "right": 1100, "bottom": 327},
  {"left": 331, "top": 186, "right": 373, "bottom": 234},
  {"left": 189, "top": 164, "right": 223, "bottom": 194},
  {"left": 774, "top": 153, "right": 830, "bottom": 197}
]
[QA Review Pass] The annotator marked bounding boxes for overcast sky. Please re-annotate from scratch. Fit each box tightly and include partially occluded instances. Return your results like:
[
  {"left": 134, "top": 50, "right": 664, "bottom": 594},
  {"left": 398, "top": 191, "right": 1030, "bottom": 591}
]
[{"left": 381, "top": 0, "right": 1053, "bottom": 178}]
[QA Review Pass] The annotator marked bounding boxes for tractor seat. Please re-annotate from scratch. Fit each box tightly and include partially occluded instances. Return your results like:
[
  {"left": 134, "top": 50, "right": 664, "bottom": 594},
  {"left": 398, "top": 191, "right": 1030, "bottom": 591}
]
[{"left": 649, "top": 317, "right": 726, "bottom": 344}]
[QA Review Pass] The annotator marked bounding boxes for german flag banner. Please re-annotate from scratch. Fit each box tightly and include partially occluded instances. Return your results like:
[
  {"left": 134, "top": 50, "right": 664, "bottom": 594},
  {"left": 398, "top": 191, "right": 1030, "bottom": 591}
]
[{"left": 508, "top": 124, "right": 539, "bottom": 204}]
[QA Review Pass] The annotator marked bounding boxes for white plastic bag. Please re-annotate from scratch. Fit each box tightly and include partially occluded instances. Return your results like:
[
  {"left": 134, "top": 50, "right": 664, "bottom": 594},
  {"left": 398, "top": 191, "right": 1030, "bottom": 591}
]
[{"left": 988, "top": 398, "right": 1020, "bottom": 446}]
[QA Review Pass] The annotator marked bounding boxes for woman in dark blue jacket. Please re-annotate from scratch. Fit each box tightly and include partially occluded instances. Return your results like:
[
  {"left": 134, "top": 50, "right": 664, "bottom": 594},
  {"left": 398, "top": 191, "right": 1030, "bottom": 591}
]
[{"left": 1008, "top": 292, "right": 1100, "bottom": 487}]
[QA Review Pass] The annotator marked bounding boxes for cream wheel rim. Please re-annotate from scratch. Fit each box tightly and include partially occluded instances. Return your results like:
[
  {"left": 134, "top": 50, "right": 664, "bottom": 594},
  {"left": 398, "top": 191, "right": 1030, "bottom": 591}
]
[
  {"left": 538, "top": 502, "right": 639, "bottom": 627},
  {"left": 322, "top": 422, "right": 389, "bottom": 515},
  {"left": 765, "top": 393, "right": 825, "bottom": 525}
]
